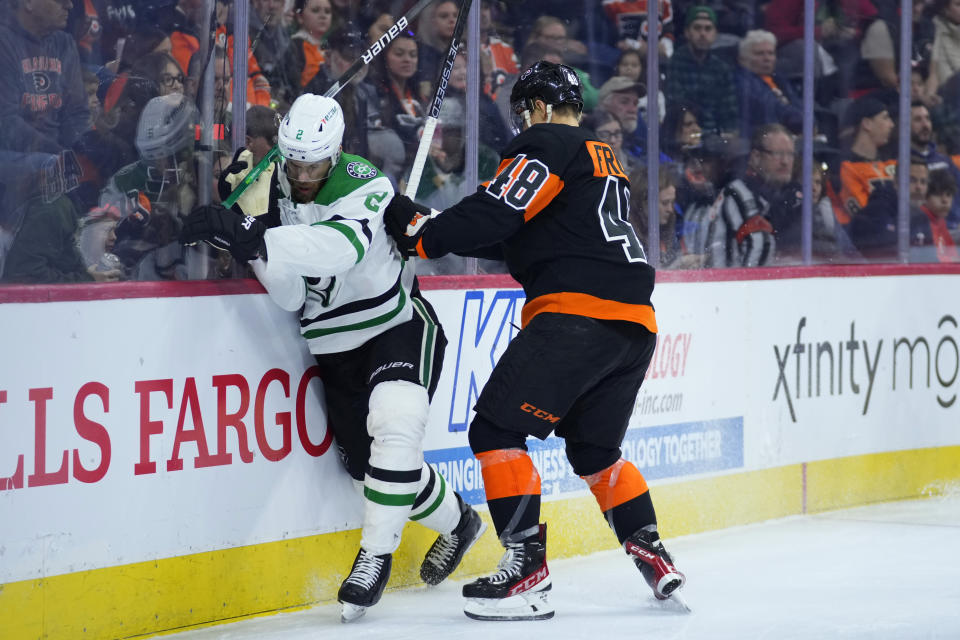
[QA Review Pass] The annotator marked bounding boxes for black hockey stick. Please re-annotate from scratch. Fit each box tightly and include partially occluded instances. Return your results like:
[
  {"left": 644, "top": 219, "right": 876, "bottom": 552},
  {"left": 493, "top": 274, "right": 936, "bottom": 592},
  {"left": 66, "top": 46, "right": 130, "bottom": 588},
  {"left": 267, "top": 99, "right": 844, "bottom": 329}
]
[
  {"left": 223, "top": 0, "right": 440, "bottom": 209},
  {"left": 404, "top": 0, "right": 474, "bottom": 198}
]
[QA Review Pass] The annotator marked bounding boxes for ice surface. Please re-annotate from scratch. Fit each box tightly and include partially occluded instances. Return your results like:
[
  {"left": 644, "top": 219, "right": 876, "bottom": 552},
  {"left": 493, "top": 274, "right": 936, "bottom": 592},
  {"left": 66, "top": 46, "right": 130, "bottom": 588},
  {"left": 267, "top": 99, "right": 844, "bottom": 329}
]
[{"left": 159, "top": 495, "right": 960, "bottom": 639}]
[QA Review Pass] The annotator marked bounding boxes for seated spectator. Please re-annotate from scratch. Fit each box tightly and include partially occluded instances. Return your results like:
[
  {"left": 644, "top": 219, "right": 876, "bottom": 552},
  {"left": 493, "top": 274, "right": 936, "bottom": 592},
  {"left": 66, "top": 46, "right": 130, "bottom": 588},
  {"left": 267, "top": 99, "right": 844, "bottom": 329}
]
[
  {"left": 910, "top": 102, "right": 960, "bottom": 226},
  {"left": 583, "top": 109, "right": 637, "bottom": 176},
  {"left": 278, "top": 0, "right": 334, "bottom": 107},
  {"left": 603, "top": 0, "right": 676, "bottom": 59},
  {"left": 830, "top": 96, "right": 896, "bottom": 226},
  {"left": 850, "top": 160, "right": 928, "bottom": 258},
  {"left": 597, "top": 76, "right": 644, "bottom": 144},
  {"left": 912, "top": 167, "right": 960, "bottom": 261},
  {"left": 629, "top": 168, "right": 704, "bottom": 269},
  {"left": 130, "top": 52, "right": 186, "bottom": 97},
  {"left": 615, "top": 49, "right": 643, "bottom": 82},
  {"left": 148, "top": 0, "right": 204, "bottom": 87},
  {"left": 444, "top": 51, "right": 511, "bottom": 154},
  {"left": 927, "top": 0, "right": 960, "bottom": 94},
  {"left": 765, "top": 0, "right": 875, "bottom": 100},
  {"left": 250, "top": 0, "right": 292, "bottom": 88},
  {"left": 524, "top": 16, "right": 599, "bottom": 111},
  {"left": 416, "top": 0, "right": 460, "bottom": 92},
  {"left": 371, "top": 34, "right": 425, "bottom": 169},
  {"left": 664, "top": 6, "right": 739, "bottom": 137},
  {"left": 736, "top": 29, "right": 803, "bottom": 139},
  {"left": 859, "top": 0, "right": 936, "bottom": 95},
  {"left": 218, "top": 105, "right": 280, "bottom": 223},
  {"left": 110, "top": 26, "right": 173, "bottom": 75},
  {"left": 719, "top": 124, "right": 799, "bottom": 267},
  {"left": 661, "top": 100, "right": 704, "bottom": 159}
]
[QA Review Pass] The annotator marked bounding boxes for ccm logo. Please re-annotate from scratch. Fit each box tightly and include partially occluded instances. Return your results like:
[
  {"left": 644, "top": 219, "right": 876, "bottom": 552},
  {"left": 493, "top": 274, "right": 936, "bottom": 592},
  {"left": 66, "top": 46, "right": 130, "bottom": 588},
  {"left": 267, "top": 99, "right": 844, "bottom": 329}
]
[
  {"left": 520, "top": 403, "right": 560, "bottom": 423},
  {"left": 507, "top": 565, "right": 549, "bottom": 596}
]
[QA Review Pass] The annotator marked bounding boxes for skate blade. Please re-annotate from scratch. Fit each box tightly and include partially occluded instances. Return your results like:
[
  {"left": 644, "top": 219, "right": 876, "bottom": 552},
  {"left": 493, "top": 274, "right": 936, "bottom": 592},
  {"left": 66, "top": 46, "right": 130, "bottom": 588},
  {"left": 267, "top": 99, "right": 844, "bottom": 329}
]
[
  {"left": 463, "top": 590, "right": 554, "bottom": 621},
  {"left": 340, "top": 602, "right": 368, "bottom": 623},
  {"left": 656, "top": 590, "right": 692, "bottom": 614}
]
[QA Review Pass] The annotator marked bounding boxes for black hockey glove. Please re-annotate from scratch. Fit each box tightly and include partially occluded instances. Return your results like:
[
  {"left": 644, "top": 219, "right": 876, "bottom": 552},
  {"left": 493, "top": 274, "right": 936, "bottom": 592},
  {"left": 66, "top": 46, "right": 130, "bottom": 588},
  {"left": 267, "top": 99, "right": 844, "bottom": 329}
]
[
  {"left": 384, "top": 194, "right": 436, "bottom": 257},
  {"left": 180, "top": 204, "right": 267, "bottom": 262},
  {"left": 217, "top": 149, "right": 250, "bottom": 203}
]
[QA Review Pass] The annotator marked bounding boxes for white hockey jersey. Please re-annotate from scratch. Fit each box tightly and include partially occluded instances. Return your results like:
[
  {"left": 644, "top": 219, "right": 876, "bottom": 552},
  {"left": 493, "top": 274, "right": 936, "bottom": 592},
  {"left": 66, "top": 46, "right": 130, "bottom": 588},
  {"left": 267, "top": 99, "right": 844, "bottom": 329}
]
[{"left": 251, "top": 154, "right": 413, "bottom": 354}]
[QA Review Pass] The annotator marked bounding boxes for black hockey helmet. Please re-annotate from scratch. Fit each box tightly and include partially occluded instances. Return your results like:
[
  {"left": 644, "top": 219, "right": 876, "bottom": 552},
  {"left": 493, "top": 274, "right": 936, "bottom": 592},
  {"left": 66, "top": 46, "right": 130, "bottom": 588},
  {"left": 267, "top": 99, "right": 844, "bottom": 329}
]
[{"left": 510, "top": 61, "right": 584, "bottom": 120}]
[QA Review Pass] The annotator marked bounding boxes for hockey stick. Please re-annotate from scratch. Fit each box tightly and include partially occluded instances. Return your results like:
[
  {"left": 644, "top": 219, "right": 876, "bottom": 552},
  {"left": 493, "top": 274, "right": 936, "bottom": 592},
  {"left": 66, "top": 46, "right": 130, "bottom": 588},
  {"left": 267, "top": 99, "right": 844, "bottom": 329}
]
[
  {"left": 222, "top": 0, "right": 440, "bottom": 209},
  {"left": 404, "top": 0, "right": 474, "bottom": 199}
]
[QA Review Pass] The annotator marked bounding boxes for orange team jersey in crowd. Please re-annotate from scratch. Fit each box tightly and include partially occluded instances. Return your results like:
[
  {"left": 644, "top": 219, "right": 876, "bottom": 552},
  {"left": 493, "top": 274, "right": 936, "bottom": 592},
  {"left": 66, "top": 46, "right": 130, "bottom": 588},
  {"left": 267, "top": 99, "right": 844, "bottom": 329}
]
[
  {"left": 829, "top": 157, "right": 896, "bottom": 225},
  {"left": 483, "top": 37, "right": 518, "bottom": 98},
  {"left": 215, "top": 26, "right": 273, "bottom": 106},
  {"left": 170, "top": 31, "right": 200, "bottom": 79},
  {"left": 602, "top": 0, "right": 675, "bottom": 41},
  {"left": 953, "top": 155, "right": 960, "bottom": 172},
  {"left": 296, "top": 37, "right": 325, "bottom": 90}
]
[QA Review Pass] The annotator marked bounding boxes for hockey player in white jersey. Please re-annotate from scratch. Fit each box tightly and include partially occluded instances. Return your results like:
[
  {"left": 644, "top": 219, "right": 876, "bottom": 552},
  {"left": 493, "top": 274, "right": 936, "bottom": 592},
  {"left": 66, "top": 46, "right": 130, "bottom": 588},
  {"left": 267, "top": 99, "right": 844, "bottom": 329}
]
[{"left": 180, "top": 94, "right": 485, "bottom": 622}]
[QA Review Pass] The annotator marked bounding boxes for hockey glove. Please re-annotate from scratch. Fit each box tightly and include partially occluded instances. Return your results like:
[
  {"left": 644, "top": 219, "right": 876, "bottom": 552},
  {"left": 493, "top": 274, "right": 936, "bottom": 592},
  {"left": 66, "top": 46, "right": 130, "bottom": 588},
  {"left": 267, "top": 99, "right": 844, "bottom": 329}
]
[
  {"left": 384, "top": 194, "right": 437, "bottom": 257},
  {"left": 180, "top": 204, "right": 267, "bottom": 262}
]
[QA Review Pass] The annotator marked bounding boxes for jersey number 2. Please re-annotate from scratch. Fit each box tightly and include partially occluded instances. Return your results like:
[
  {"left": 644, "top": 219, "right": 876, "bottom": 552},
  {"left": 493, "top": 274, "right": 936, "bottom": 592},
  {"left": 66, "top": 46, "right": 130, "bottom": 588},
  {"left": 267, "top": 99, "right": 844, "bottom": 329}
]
[{"left": 598, "top": 176, "right": 647, "bottom": 263}]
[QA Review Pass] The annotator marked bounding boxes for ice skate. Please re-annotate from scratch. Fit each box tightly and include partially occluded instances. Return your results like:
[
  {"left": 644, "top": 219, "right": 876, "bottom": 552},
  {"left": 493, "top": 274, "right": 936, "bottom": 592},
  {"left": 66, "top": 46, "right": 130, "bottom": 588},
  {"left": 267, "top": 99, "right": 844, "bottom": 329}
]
[
  {"left": 421, "top": 495, "right": 488, "bottom": 585},
  {"left": 338, "top": 548, "right": 392, "bottom": 623},
  {"left": 462, "top": 523, "right": 554, "bottom": 621},
  {"left": 624, "top": 528, "right": 686, "bottom": 602}
]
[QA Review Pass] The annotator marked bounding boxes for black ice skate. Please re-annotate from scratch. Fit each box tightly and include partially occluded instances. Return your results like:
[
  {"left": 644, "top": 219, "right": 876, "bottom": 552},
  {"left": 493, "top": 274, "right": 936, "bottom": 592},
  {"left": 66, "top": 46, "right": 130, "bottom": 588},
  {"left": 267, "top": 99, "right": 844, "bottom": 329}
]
[
  {"left": 462, "top": 523, "right": 553, "bottom": 621},
  {"left": 624, "top": 528, "right": 686, "bottom": 601},
  {"left": 337, "top": 548, "right": 392, "bottom": 623},
  {"left": 421, "top": 495, "right": 488, "bottom": 585}
]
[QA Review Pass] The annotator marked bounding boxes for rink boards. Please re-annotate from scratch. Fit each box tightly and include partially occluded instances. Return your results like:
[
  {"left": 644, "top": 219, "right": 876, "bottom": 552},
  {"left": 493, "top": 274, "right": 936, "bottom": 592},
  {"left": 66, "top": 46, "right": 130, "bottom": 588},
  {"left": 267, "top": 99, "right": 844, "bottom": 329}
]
[{"left": 2, "top": 265, "right": 960, "bottom": 640}]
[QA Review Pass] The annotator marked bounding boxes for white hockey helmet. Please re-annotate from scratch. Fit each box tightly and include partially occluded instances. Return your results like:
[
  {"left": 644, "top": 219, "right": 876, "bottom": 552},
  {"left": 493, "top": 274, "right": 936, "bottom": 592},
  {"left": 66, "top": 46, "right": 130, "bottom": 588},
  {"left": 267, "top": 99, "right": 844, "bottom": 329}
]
[
  {"left": 135, "top": 93, "right": 196, "bottom": 161},
  {"left": 278, "top": 94, "right": 345, "bottom": 168}
]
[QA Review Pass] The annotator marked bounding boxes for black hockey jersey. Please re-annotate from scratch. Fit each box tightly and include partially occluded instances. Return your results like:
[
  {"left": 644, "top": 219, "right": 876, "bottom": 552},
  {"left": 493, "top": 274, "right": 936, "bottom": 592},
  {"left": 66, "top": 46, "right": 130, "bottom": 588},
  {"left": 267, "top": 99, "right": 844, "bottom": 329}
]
[{"left": 416, "top": 122, "right": 657, "bottom": 333}]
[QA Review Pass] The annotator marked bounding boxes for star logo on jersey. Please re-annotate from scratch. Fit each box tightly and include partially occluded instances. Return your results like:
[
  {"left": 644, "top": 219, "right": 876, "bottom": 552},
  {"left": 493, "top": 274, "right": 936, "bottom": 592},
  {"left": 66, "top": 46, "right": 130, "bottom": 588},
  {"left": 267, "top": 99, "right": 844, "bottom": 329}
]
[{"left": 346, "top": 161, "right": 378, "bottom": 180}]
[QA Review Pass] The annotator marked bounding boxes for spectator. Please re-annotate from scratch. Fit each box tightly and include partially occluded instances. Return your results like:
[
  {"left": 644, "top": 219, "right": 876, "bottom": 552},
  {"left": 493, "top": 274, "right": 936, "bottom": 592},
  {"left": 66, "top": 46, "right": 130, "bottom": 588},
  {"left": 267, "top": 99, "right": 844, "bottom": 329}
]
[
  {"left": 214, "top": 0, "right": 274, "bottom": 108},
  {"left": 831, "top": 96, "right": 896, "bottom": 226},
  {"left": 927, "top": 0, "right": 960, "bottom": 93},
  {"left": 661, "top": 99, "right": 704, "bottom": 159},
  {"left": 218, "top": 105, "right": 280, "bottom": 223},
  {"left": 910, "top": 102, "right": 960, "bottom": 226},
  {"left": 110, "top": 26, "right": 172, "bottom": 74},
  {"left": 149, "top": 0, "right": 204, "bottom": 85},
  {"left": 718, "top": 124, "right": 798, "bottom": 267},
  {"left": 480, "top": 4, "right": 519, "bottom": 101},
  {"left": 0, "top": 0, "right": 91, "bottom": 272},
  {"left": 736, "top": 29, "right": 803, "bottom": 138},
  {"left": 304, "top": 22, "right": 406, "bottom": 178},
  {"left": 597, "top": 76, "right": 644, "bottom": 141},
  {"left": 616, "top": 48, "right": 643, "bottom": 83},
  {"left": 849, "top": 160, "right": 927, "bottom": 257},
  {"left": 372, "top": 34, "right": 425, "bottom": 169},
  {"left": 583, "top": 109, "right": 637, "bottom": 176},
  {"left": 765, "top": 0, "right": 876, "bottom": 100},
  {"left": 524, "top": 16, "right": 599, "bottom": 111},
  {"left": 664, "top": 6, "right": 739, "bottom": 136},
  {"left": 278, "top": 0, "right": 334, "bottom": 107},
  {"left": 130, "top": 52, "right": 185, "bottom": 97},
  {"left": 250, "top": 0, "right": 291, "bottom": 87},
  {"left": 675, "top": 135, "right": 731, "bottom": 267},
  {"left": 913, "top": 168, "right": 960, "bottom": 261},
  {"left": 445, "top": 51, "right": 511, "bottom": 154},
  {"left": 603, "top": 0, "right": 675, "bottom": 58},
  {"left": 629, "top": 168, "right": 703, "bottom": 268},
  {"left": 417, "top": 0, "right": 459, "bottom": 91},
  {"left": 859, "top": 0, "right": 936, "bottom": 95}
]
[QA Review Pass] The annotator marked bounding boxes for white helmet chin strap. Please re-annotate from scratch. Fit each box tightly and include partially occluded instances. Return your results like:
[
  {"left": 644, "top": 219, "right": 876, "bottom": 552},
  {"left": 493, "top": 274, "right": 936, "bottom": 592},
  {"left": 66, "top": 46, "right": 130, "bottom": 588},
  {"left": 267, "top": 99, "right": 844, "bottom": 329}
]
[
  {"left": 521, "top": 103, "right": 554, "bottom": 129},
  {"left": 545, "top": 104, "right": 553, "bottom": 123}
]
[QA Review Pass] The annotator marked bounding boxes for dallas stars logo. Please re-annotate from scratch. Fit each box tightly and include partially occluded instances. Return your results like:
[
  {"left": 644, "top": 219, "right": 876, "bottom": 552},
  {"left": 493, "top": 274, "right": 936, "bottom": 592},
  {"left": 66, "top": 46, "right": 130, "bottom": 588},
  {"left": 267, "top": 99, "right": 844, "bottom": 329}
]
[{"left": 346, "top": 161, "right": 377, "bottom": 179}]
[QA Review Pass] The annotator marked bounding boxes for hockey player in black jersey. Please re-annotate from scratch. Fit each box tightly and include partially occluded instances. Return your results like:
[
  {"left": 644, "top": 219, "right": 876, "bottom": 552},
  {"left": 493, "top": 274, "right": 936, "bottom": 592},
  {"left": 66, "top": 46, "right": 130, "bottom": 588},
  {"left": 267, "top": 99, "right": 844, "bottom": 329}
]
[{"left": 384, "top": 61, "right": 686, "bottom": 620}]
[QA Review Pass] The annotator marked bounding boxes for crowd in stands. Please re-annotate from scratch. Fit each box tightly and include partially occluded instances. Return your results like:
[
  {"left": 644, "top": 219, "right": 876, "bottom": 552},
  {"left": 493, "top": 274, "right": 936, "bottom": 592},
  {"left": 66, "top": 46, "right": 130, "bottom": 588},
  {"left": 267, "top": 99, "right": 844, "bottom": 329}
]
[{"left": 2, "top": 0, "right": 960, "bottom": 285}]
